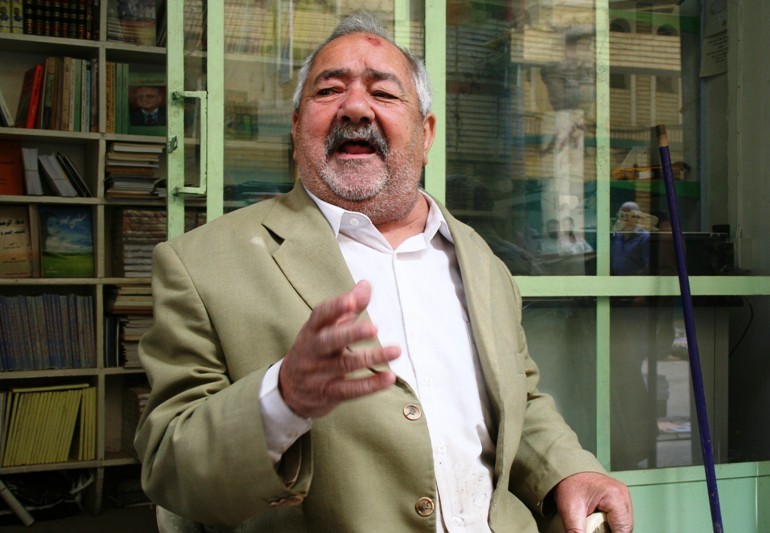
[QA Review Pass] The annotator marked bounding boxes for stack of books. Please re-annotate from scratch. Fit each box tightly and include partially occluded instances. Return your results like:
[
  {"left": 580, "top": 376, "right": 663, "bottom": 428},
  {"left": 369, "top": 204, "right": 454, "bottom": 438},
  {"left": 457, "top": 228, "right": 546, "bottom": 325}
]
[
  {"left": 111, "top": 207, "right": 166, "bottom": 277},
  {"left": 105, "top": 284, "right": 153, "bottom": 368},
  {"left": 105, "top": 142, "right": 165, "bottom": 198},
  {"left": 106, "top": 0, "right": 161, "bottom": 47},
  {"left": 0, "top": 383, "right": 97, "bottom": 466},
  {"left": 120, "top": 385, "right": 151, "bottom": 457},
  {"left": 111, "top": 207, "right": 202, "bottom": 278}
]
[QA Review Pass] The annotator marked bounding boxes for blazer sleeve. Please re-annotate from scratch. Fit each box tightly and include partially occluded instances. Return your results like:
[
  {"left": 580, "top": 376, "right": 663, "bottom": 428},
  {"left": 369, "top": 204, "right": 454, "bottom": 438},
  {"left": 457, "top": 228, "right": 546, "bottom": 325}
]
[
  {"left": 502, "top": 271, "right": 606, "bottom": 515},
  {"left": 134, "top": 240, "right": 312, "bottom": 527}
]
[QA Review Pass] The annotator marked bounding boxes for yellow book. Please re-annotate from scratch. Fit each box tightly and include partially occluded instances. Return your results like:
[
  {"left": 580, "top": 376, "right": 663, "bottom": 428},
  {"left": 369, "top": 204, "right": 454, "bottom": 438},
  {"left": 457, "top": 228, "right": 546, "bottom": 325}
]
[
  {"left": 37, "top": 390, "right": 61, "bottom": 464},
  {"left": 1, "top": 390, "right": 21, "bottom": 466},
  {"left": 76, "top": 386, "right": 96, "bottom": 461},
  {"left": 0, "top": 390, "right": 10, "bottom": 464},
  {"left": 44, "top": 390, "right": 70, "bottom": 463},
  {"left": 26, "top": 390, "right": 48, "bottom": 464},
  {"left": 17, "top": 390, "right": 43, "bottom": 465},
  {"left": 56, "top": 389, "right": 83, "bottom": 462},
  {"left": 7, "top": 391, "right": 31, "bottom": 466}
]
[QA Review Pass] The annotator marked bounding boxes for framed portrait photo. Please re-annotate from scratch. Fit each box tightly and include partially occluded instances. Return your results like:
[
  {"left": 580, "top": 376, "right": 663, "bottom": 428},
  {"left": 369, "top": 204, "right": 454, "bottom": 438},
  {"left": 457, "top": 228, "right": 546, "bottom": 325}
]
[{"left": 128, "top": 71, "right": 167, "bottom": 136}]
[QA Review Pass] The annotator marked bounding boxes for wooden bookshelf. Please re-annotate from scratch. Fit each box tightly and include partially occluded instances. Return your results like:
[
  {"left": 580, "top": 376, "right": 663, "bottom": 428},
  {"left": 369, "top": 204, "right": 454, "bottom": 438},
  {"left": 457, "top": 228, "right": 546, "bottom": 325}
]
[{"left": 0, "top": 0, "right": 166, "bottom": 515}]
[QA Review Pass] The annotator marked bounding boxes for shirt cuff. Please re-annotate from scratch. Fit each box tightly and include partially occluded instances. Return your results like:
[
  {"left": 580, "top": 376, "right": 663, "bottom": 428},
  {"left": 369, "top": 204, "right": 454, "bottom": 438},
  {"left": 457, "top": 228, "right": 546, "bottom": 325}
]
[{"left": 259, "top": 359, "right": 313, "bottom": 464}]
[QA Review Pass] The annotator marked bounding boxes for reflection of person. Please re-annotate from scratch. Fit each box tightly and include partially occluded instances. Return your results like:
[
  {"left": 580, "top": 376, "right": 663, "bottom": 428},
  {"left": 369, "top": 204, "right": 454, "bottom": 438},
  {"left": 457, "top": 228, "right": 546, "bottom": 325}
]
[
  {"left": 558, "top": 216, "right": 593, "bottom": 255},
  {"left": 135, "top": 14, "right": 632, "bottom": 533},
  {"left": 611, "top": 201, "right": 650, "bottom": 275},
  {"left": 609, "top": 201, "right": 659, "bottom": 468},
  {"left": 539, "top": 218, "right": 561, "bottom": 254},
  {"left": 129, "top": 86, "right": 166, "bottom": 126}
]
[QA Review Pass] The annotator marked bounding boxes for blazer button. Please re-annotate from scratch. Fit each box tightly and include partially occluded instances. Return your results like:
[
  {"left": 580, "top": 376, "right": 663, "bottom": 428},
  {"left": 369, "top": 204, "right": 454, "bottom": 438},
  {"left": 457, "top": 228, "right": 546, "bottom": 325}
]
[
  {"left": 403, "top": 404, "right": 422, "bottom": 421},
  {"left": 415, "top": 497, "right": 435, "bottom": 517}
]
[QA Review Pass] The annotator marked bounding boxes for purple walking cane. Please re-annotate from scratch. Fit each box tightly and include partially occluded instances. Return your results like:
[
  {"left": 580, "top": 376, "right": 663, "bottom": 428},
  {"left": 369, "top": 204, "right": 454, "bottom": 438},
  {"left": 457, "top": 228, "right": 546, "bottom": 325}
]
[{"left": 656, "top": 124, "right": 724, "bottom": 532}]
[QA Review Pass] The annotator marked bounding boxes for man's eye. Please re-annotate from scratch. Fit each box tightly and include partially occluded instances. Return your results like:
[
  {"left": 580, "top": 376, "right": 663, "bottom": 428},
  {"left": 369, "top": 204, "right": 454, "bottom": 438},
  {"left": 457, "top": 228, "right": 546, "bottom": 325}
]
[
  {"left": 316, "top": 87, "right": 342, "bottom": 97},
  {"left": 374, "top": 91, "right": 397, "bottom": 99}
]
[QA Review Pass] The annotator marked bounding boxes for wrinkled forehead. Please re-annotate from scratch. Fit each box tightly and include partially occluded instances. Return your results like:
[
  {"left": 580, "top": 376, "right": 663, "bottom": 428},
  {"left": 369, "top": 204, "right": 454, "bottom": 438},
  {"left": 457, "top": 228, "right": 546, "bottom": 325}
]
[{"left": 308, "top": 33, "right": 414, "bottom": 89}]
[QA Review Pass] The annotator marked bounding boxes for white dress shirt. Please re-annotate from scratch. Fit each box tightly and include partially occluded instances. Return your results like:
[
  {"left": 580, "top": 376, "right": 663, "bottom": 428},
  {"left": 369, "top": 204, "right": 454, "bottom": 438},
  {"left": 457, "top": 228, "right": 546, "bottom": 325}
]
[{"left": 259, "top": 191, "right": 495, "bottom": 532}]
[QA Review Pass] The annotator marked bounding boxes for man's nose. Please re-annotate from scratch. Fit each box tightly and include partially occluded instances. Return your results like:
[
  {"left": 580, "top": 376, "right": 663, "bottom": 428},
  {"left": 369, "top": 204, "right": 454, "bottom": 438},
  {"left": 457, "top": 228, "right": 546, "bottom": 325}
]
[{"left": 337, "top": 86, "right": 374, "bottom": 124}]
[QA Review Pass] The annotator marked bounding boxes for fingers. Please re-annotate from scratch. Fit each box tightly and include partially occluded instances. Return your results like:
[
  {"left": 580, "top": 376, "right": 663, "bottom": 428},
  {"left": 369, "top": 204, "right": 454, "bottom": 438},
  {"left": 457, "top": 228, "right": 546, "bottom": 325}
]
[
  {"left": 309, "top": 279, "right": 372, "bottom": 332},
  {"left": 555, "top": 472, "right": 634, "bottom": 533},
  {"left": 303, "top": 281, "right": 376, "bottom": 355},
  {"left": 280, "top": 281, "right": 400, "bottom": 419}
]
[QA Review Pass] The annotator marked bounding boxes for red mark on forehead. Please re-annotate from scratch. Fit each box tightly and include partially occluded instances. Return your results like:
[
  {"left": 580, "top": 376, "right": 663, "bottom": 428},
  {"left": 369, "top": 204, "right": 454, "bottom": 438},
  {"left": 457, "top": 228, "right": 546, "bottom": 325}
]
[{"left": 366, "top": 36, "right": 383, "bottom": 46}]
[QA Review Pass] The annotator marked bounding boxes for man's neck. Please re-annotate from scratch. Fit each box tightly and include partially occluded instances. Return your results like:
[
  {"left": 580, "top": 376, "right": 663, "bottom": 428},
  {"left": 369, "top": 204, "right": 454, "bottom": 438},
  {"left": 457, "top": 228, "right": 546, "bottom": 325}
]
[{"left": 375, "top": 194, "right": 430, "bottom": 249}]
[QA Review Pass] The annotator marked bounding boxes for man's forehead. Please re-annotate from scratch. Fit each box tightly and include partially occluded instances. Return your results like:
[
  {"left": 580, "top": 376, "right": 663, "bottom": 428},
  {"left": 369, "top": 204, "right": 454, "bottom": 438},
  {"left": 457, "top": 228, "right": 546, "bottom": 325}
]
[
  {"left": 309, "top": 33, "right": 410, "bottom": 80},
  {"left": 313, "top": 67, "right": 405, "bottom": 89}
]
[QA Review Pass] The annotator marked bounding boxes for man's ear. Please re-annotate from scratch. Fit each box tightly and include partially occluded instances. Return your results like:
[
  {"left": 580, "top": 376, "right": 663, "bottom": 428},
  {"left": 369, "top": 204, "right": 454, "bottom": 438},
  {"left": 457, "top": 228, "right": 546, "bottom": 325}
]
[
  {"left": 422, "top": 112, "right": 437, "bottom": 166},
  {"left": 291, "top": 111, "right": 299, "bottom": 160}
]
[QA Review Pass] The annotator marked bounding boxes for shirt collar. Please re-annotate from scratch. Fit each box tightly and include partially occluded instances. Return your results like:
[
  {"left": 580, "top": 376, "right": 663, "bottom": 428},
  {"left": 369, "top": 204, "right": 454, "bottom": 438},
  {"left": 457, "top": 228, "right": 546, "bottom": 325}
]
[{"left": 304, "top": 184, "right": 454, "bottom": 245}]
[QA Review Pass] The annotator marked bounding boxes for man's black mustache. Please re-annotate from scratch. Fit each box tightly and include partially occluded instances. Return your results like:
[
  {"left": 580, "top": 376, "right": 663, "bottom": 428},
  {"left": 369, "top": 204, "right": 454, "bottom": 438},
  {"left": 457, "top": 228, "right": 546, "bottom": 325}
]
[{"left": 325, "top": 123, "right": 389, "bottom": 159}]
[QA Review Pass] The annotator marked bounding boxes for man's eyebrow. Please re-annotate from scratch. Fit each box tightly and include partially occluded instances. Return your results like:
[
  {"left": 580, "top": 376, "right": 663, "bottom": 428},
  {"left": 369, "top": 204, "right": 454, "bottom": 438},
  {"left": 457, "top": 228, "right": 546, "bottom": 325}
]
[{"left": 312, "top": 68, "right": 406, "bottom": 92}]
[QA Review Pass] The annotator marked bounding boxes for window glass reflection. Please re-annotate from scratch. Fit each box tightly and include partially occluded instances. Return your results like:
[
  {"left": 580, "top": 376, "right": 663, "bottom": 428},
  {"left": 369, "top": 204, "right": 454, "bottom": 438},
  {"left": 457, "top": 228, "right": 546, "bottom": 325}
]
[
  {"left": 445, "top": 1, "right": 597, "bottom": 275},
  {"left": 521, "top": 298, "right": 597, "bottom": 453},
  {"left": 610, "top": 296, "right": 769, "bottom": 471}
]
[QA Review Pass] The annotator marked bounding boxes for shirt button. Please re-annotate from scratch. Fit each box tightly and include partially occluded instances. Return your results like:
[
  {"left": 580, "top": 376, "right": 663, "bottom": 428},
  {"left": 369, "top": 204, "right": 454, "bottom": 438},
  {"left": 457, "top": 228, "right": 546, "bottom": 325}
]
[
  {"left": 415, "top": 497, "right": 435, "bottom": 517},
  {"left": 348, "top": 216, "right": 360, "bottom": 226},
  {"left": 403, "top": 404, "right": 422, "bottom": 420}
]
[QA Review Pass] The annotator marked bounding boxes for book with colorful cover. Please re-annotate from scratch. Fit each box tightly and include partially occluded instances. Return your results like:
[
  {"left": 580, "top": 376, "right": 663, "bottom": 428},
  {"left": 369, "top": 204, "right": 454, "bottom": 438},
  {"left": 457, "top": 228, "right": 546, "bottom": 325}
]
[
  {"left": 38, "top": 56, "right": 60, "bottom": 130},
  {"left": 0, "top": 205, "right": 33, "bottom": 278},
  {"left": 9, "top": 0, "right": 22, "bottom": 33},
  {"left": 107, "top": 0, "right": 158, "bottom": 46},
  {"left": 14, "top": 63, "right": 44, "bottom": 128},
  {"left": 0, "top": 1, "right": 10, "bottom": 33},
  {"left": 38, "top": 204, "right": 94, "bottom": 277}
]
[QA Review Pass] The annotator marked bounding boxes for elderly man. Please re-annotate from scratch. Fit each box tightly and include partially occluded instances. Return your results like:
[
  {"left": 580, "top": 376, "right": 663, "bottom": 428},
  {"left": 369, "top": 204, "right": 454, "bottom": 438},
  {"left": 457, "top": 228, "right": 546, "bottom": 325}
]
[{"left": 136, "top": 13, "right": 632, "bottom": 533}]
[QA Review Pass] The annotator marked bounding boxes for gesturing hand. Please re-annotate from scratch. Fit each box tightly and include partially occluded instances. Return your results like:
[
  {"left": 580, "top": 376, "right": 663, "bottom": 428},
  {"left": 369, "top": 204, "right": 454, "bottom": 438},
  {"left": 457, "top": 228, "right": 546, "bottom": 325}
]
[{"left": 279, "top": 280, "right": 400, "bottom": 419}]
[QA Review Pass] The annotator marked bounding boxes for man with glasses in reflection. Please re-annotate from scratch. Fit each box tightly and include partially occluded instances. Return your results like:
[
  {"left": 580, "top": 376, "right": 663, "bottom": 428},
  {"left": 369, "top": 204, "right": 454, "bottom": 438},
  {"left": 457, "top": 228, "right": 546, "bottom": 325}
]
[
  {"left": 611, "top": 201, "right": 651, "bottom": 276},
  {"left": 135, "top": 13, "right": 633, "bottom": 533}
]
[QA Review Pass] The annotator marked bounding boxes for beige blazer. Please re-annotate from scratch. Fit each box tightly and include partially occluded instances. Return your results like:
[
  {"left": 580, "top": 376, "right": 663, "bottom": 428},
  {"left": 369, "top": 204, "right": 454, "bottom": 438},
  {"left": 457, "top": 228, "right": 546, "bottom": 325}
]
[{"left": 135, "top": 184, "right": 604, "bottom": 532}]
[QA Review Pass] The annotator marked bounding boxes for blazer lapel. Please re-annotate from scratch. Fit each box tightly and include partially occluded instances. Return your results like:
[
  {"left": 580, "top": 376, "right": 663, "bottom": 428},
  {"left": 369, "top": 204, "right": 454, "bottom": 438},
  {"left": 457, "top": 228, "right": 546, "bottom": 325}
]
[
  {"left": 263, "top": 184, "right": 356, "bottom": 310},
  {"left": 440, "top": 205, "right": 504, "bottom": 426},
  {"left": 263, "top": 184, "right": 385, "bottom": 374}
]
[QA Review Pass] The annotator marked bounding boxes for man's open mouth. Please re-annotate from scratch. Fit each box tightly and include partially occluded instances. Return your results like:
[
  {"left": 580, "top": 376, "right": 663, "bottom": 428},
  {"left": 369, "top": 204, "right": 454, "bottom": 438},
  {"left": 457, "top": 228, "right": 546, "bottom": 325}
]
[
  {"left": 338, "top": 140, "right": 377, "bottom": 155},
  {"left": 326, "top": 124, "right": 389, "bottom": 159}
]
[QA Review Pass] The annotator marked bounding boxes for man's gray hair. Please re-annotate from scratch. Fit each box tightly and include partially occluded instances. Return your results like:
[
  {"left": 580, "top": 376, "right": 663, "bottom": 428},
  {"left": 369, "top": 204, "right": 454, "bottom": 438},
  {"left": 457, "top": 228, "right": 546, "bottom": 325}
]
[{"left": 291, "top": 13, "right": 432, "bottom": 117}]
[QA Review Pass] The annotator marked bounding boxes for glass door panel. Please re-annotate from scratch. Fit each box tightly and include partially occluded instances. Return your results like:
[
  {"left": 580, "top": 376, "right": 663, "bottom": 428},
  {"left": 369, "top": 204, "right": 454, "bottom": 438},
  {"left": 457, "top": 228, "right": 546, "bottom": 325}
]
[
  {"left": 443, "top": 1, "right": 733, "bottom": 278},
  {"left": 167, "top": 1, "right": 424, "bottom": 237},
  {"left": 444, "top": 1, "right": 599, "bottom": 276}
]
